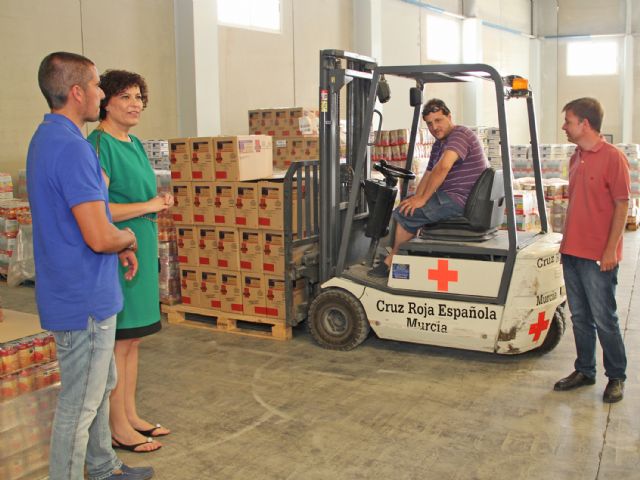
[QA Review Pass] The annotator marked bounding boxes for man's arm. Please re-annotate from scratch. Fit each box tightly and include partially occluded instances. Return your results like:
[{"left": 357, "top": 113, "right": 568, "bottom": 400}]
[
  {"left": 600, "top": 199, "right": 628, "bottom": 271},
  {"left": 399, "top": 150, "right": 458, "bottom": 216},
  {"left": 72, "top": 201, "right": 136, "bottom": 253}
]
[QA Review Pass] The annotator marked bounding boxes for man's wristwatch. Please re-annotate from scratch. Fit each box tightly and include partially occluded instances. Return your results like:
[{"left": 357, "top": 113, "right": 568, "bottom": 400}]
[{"left": 123, "top": 227, "right": 137, "bottom": 252}]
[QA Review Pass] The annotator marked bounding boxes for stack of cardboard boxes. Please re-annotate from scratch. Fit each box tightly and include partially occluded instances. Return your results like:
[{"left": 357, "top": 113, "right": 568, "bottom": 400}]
[
  {"left": 248, "top": 107, "right": 320, "bottom": 171},
  {"left": 169, "top": 135, "right": 308, "bottom": 323}
]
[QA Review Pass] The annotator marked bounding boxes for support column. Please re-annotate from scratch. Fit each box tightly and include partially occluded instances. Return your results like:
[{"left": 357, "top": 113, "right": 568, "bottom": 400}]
[
  {"left": 621, "top": 0, "right": 633, "bottom": 143},
  {"left": 352, "top": 0, "right": 382, "bottom": 63},
  {"left": 174, "top": 0, "right": 221, "bottom": 137}
]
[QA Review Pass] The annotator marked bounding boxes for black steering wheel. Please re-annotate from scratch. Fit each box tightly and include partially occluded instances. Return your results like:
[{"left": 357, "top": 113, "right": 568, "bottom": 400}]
[{"left": 373, "top": 160, "right": 416, "bottom": 181}]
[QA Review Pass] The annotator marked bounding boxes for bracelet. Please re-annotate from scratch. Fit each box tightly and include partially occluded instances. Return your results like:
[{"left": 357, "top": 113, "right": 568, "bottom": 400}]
[{"left": 123, "top": 227, "right": 137, "bottom": 252}]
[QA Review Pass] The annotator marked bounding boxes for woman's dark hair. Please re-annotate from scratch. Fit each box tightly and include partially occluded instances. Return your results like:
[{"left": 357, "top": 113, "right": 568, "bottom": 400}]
[{"left": 99, "top": 69, "right": 148, "bottom": 120}]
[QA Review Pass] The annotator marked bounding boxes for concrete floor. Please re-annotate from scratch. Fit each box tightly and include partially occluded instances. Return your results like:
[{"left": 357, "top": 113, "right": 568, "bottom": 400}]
[{"left": 2, "top": 232, "right": 640, "bottom": 480}]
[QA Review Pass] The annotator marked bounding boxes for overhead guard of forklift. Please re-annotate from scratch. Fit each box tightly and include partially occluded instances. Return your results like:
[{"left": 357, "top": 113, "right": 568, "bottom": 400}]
[{"left": 420, "top": 168, "right": 505, "bottom": 240}]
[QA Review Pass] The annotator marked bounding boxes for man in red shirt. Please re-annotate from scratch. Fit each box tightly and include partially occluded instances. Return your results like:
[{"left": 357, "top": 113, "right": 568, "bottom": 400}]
[{"left": 553, "top": 97, "right": 629, "bottom": 403}]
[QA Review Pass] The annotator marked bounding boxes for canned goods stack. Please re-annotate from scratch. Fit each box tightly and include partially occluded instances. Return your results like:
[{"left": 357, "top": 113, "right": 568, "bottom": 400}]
[
  {"left": 142, "top": 139, "right": 170, "bottom": 170},
  {"left": 0, "top": 173, "right": 12, "bottom": 200},
  {"left": 370, "top": 128, "right": 434, "bottom": 200},
  {"left": 14, "top": 170, "right": 27, "bottom": 201},
  {"left": 0, "top": 200, "right": 30, "bottom": 276},
  {"left": 155, "top": 170, "right": 181, "bottom": 304},
  {"left": 1, "top": 323, "right": 60, "bottom": 480}
]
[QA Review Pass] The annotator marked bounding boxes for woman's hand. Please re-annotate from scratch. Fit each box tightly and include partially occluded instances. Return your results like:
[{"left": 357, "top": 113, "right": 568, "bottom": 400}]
[
  {"left": 161, "top": 192, "right": 175, "bottom": 208},
  {"left": 147, "top": 195, "right": 171, "bottom": 213}
]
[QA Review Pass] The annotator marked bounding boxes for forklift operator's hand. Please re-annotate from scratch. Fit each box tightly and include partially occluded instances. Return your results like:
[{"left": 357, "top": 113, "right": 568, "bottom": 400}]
[{"left": 399, "top": 194, "right": 427, "bottom": 217}]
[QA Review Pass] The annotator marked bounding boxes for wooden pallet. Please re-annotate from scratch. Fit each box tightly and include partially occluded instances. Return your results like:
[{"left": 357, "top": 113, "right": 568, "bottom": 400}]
[{"left": 161, "top": 304, "right": 292, "bottom": 341}]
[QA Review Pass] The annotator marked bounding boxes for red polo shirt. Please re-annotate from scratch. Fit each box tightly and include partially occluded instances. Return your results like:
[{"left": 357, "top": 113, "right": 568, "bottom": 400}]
[{"left": 560, "top": 139, "right": 630, "bottom": 261}]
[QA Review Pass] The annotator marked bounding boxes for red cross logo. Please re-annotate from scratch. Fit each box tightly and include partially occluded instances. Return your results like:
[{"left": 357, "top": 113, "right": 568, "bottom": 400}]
[
  {"left": 428, "top": 259, "right": 459, "bottom": 292},
  {"left": 529, "top": 312, "right": 550, "bottom": 342}
]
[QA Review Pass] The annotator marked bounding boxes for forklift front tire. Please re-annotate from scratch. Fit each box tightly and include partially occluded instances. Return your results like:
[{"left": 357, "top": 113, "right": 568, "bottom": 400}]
[
  {"left": 536, "top": 303, "right": 567, "bottom": 354},
  {"left": 307, "top": 288, "right": 371, "bottom": 351}
]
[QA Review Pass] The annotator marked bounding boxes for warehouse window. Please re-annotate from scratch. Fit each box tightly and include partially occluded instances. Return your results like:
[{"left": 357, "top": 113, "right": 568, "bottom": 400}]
[
  {"left": 426, "top": 15, "right": 461, "bottom": 63},
  {"left": 218, "top": 0, "right": 281, "bottom": 32},
  {"left": 567, "top": 40, "right": 618, "bottom": 76}
]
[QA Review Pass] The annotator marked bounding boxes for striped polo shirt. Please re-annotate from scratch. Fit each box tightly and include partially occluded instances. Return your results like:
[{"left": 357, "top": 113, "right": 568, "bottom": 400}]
[{"left": 427, "top": 125, "right": 489, "bottom": 207}]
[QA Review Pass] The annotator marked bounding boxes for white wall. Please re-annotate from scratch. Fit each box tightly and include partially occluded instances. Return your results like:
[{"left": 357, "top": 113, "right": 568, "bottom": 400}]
[
  {"left": 537, "top": 0, "right": 634, "bottom": 144},
  {"left": 0, "top": 0, "right": 178, "bottom": 181},
  {"left": 217, "top": 0, "right": 352, "bottom": 136}
]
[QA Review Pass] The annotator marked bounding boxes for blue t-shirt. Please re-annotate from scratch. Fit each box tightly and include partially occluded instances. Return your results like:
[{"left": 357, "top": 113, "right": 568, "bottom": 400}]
[{"left": 26, "top": 114, "right": 123, "bottom": 331}]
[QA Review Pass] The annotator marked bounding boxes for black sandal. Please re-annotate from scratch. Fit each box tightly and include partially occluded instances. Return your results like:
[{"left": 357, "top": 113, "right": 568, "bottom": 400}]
[
  {"left": 134, "top": 424, "right": 170, "bottom": 437},
  {"left": 112, "top": 436, "right": 161, "bottom": 453}
]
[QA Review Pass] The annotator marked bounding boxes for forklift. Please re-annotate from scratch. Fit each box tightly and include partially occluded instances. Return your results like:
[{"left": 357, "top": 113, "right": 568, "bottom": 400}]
[{"left": 284, "top": 50, "right": 566, "bottom": 354}]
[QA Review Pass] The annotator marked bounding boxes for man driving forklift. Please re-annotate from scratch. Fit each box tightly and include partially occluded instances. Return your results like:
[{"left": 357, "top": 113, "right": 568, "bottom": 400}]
[{"left": 368, "top": 98, "right": 490, "bottom": 277}]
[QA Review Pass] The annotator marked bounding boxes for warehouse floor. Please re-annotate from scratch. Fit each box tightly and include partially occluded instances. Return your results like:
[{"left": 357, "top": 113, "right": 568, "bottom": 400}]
[{"left": 3, "top": 232, "right": 640, "bottom": 480}]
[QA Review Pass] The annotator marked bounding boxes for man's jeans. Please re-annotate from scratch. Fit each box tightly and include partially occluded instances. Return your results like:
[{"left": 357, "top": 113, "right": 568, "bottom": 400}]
[
  {"left": 562, "top": 254, "right": 627, "bottom": 380},
  {"left": 49, "top": 315, "right": 122, "bottom": 480}
]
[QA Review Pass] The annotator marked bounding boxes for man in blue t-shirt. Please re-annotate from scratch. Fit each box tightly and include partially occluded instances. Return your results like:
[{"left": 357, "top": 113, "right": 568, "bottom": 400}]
[
  {"left": 27, "top": 52, "right": 153, "bottom": 480},
  {"left": 369, "top": 98, "right": 489, "bottom": 277}
]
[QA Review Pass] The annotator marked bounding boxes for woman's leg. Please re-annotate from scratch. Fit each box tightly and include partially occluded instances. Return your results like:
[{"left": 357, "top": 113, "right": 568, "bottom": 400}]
[
  {"left": 124, "top": 339, "right": 171, "bottom": 436},
  {"left": 110, "top": 338, "right": 161, "bottom": 451}
]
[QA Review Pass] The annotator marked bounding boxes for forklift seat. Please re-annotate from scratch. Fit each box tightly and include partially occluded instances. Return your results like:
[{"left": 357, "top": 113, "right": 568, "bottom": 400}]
[{"left": 419, "top": 168, "right": 505, "bottom": 242}]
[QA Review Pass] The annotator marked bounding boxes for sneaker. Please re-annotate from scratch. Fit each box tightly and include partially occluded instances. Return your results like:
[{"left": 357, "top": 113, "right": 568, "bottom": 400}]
[
  {"left": 367, "top": 262, "right": 390, "bottom": 278},
  {"left": 603, "top": 379, "right": 624, "bottom": 403},
  {"left": 104, "top": 464, "right": 154, "bottom": 480}
]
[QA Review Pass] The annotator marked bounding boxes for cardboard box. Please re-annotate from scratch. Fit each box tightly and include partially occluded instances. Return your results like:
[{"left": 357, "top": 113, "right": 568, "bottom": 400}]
[
  {"left": 216, "top": 227, "right": 240, "bottom": 271},
  {"left": 262, "top": 230, "right": 285, "bottom": 276},
  {"left": 179, "top": 267, "right": 199, "bottom": 306},
  {"left": 242, "top": 273, "right": 267, "bottom": 316},
  {"left": 169, "top": 138, "right": 191, "bottom": 180},
  {"left": 273, "top": 137, "right": 289, "bottom": 169},
  {"left": 257, "top": 181, "right": 300, "bottom": 231},
  {"left": 219, "top": 270, "right": 244, "bottom": 314},
  {"left": 248, "top": 110, "right": 263, "bottom": 132},
  {"left": 192, "top": 182, "right": 216, "bottom": 225},
  {"left": 171, "top": 181, "right": 193, "bottom": 224},
  {"left": 190, "top": 137, "right": 215, "bottom": 181},
  {"left": 197, "top": 226, "right": 217, "bottom": 267},
  {"left": 238, "top": 229, "right": 263, "bottom": 272},
  {"left": 235, "top": 182, "right": 259, "bottom": 228},
  {"left": 274, "top": 109, "right": 290, "bottom": 129},
  {"left": 214, "top": 182, "right": 236, "bottom": 226},
  {"left": 177, "top": 226, "right": 198, "bottom": 266},
  {"left": 261, "top": 230, "right": 311, "bottom": 276},
  {"left": 261, "top": 109, "right": 274, "bottom": 130},
  {"left": 214, "top": 135, "right": 273, "bottom": 181},
  {"left": 265, "top": 276, "right": 307, "bottom": 319},
  {"left": 199, "top": 268, "right": 222, "bottom": 310}
]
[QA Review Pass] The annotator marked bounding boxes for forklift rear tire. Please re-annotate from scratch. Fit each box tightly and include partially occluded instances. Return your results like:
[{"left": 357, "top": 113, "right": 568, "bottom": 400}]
[
  {"left": 536, "top": 303, "right": 567, "bottom": 354},
  {"left": 307, "top": 288, "right": 371, "bottom": 351}
]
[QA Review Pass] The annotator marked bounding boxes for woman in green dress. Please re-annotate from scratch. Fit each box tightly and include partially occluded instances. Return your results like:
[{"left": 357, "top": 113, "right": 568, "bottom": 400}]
[{"left": 88, "top": 70, "right": 172, "bottom": 453}]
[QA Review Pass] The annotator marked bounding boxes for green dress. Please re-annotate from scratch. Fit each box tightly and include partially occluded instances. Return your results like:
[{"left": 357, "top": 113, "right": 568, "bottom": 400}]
[{"left": 88, "top": 129, "right": 161, "bottom": 339}]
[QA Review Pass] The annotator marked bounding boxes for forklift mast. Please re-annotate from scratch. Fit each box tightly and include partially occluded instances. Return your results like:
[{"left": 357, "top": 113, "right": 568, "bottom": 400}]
[{"left": 318, "top": 50, "right": 377, "bottom": 283}]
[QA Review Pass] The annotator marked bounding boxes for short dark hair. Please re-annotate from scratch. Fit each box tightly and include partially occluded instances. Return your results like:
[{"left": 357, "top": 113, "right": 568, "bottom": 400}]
[
  {"left": 562, "top": 97, "right": 603, "bottom": 133},
  {"left": 422, "top": 98, "right": 451, "bottom": 117},
  {"left": 38, "top": 52, "right": 95, "bottom": 110},
  {"left": 98, "top": 70, "right": 149, "bottom": 120}
]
